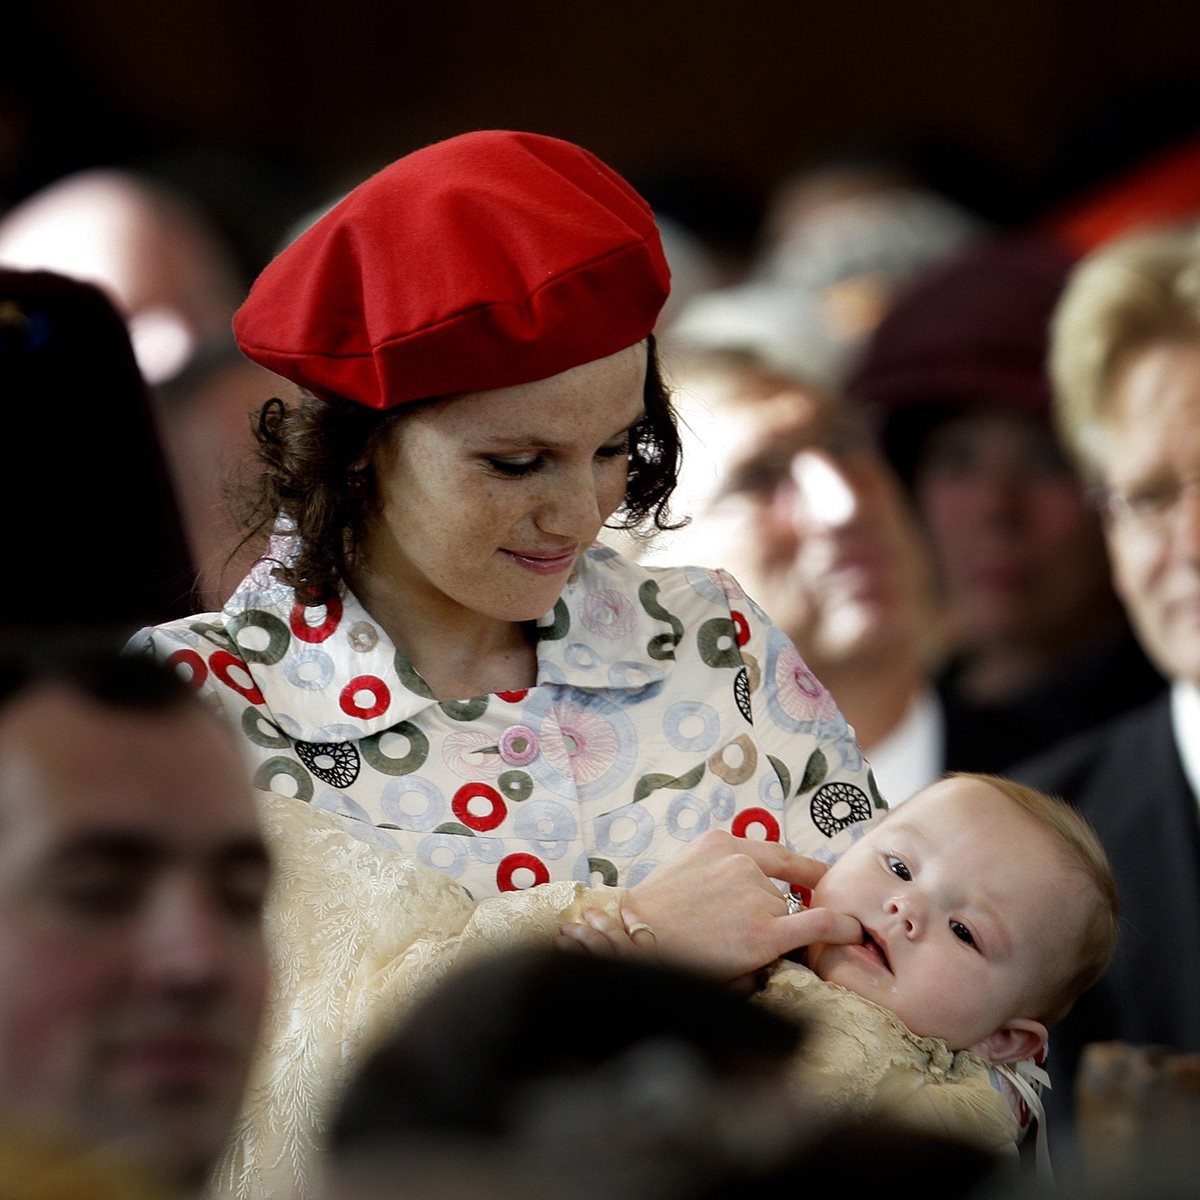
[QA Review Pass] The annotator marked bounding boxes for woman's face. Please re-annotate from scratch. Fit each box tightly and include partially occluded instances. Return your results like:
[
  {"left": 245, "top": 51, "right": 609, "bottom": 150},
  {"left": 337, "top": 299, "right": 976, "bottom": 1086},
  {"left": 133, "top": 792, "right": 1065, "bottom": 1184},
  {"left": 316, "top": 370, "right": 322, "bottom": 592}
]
[{"left": 358, "top": 342, "right": 648, "bottom": 628}]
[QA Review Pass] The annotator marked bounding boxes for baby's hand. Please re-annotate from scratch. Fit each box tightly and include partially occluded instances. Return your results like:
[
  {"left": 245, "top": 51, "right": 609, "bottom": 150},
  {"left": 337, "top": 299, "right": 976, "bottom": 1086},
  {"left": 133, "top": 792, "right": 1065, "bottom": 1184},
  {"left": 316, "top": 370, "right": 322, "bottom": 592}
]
[{"left": 556, "top": 907, "right": 659, "bottom": 962}]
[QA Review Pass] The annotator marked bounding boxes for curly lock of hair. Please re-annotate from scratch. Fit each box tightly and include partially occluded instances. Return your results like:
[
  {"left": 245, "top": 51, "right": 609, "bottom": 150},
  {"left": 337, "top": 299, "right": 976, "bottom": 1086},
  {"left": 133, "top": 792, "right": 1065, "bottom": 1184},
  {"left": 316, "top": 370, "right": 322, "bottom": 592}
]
[{"left": 236, "top": 337, "right": 684, "bottom": 604}]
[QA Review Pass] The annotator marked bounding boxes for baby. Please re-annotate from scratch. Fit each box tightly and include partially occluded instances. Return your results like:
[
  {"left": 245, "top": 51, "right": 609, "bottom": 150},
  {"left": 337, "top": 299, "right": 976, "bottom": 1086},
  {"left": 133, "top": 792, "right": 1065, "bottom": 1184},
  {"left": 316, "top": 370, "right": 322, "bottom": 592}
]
[{"left": 561, "top": 771, "right": 1118, "bottom": 1163}]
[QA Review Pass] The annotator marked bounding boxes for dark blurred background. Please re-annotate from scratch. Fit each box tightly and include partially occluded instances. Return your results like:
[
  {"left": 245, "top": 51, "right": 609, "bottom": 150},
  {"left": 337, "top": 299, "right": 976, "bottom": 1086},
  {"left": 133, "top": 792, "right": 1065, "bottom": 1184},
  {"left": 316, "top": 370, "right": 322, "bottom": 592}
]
[{"left": 7, "top": 0, "right": 1200, "bottom": 284}]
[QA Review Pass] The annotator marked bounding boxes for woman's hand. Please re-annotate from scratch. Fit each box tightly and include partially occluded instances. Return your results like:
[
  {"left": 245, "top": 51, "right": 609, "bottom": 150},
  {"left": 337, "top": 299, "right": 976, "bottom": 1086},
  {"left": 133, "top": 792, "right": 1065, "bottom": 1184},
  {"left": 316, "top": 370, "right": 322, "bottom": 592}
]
[{"left": 612, "top": 829, "right": 863, "bottom": 982}]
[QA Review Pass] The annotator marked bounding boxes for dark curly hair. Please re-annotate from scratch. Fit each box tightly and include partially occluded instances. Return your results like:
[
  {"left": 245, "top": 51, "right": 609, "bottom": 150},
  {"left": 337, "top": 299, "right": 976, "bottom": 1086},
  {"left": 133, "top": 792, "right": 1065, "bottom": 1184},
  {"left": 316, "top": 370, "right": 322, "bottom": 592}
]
[{"left": 236, "top": 336, "right": 682, "bottom": 603}]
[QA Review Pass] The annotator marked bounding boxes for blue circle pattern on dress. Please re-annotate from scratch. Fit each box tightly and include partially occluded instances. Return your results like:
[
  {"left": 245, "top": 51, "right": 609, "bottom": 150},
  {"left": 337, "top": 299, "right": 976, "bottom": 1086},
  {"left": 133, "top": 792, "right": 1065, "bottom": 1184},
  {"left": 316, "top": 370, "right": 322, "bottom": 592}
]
[
  {"left": 663, "top": 700, "right": 721, "bottom": 753},
  {"left": 283, "top": 647, "right": 336, "bottom": 690}
]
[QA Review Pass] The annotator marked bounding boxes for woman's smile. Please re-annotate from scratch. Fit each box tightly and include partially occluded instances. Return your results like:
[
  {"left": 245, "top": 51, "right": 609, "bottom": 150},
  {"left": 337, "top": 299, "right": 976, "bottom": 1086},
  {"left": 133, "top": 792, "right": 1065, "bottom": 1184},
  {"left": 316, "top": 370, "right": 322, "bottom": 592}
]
[{"left": 501, "top": 546, "right": 580, "bottom": 575}]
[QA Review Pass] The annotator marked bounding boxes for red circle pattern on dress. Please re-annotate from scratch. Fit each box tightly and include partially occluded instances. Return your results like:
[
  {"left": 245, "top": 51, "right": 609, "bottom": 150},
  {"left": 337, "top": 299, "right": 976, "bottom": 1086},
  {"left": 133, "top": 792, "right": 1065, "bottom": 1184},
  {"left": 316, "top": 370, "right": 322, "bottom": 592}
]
[
  {"left": 496, "top": 851, "right": 550, "bottom": 891},
  {"left": 167, "top": 648, "right": 208, "bottom": 688},
  {"left": 289, "top": 596, "right": 344, "bottom": 644},
  {"left": 496, "top": 689, "right": 529, "bottom": 703},
  {"left": 731, "top": 807, "right": 781, "bottom": 842},
  {"left": 731, "top": 610, "right": 750, "bottom": 647},
  {"left": 340, "top": 674, "right": 390, "bottom": 718},
  {"left": 210, "top": 650, "right": 265, "bottom": 704},
  {"left": 452, "top": 782, "right": 507, "bottom": 832}
]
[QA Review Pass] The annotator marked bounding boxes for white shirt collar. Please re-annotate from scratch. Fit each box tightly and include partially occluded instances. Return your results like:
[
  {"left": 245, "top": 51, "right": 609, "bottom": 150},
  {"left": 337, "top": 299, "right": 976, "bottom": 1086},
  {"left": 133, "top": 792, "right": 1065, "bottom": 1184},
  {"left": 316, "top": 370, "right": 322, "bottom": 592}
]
[
  {"left": 1170, "top": 679, "right": 1200, "bottom": 802},
  {"left": 863, "top": 684, "right": 945, "bottom": 807}
]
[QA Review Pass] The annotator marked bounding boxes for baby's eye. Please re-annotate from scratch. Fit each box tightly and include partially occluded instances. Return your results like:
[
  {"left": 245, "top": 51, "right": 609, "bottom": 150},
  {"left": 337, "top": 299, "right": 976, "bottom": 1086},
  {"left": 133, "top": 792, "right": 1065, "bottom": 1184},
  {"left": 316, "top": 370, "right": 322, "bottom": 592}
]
[
  {"left": 951, "top": 921, "right": 976, "bottom": 947},
  {"left": 486, "top": 455, "right": 544, "bottom": 478},
  {"left": 886, "top": 855, "right": 912, "bottom": 882}
]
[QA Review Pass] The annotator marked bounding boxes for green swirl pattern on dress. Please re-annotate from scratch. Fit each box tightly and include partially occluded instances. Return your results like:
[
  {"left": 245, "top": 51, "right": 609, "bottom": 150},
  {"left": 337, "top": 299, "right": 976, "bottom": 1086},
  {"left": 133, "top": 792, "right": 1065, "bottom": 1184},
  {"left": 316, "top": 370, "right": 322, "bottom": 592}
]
[
  {"left": 639, "top": 579, "right": 684, "bottom": 661},
  {"left": 798, "top": 747, "right": 829, "bottom": 794},
  {"left": 633, "top": 760, "right": 706, "bottom": 802},
  {"left": 697, "top": 617, "right": 742, "bottom": 668},
  {"left": 225, "top": 610, "right": 292, "bottom": 665},
  {"left": 535, "top": 598, "right": 571, "bottom": 642},
  {"left": 435, "top": 821, "right": 475, "bottom": 836},
  {"left": 360, "top": 722, "right": 430, "bottom": 775},
  {"left": 768, "top": 754, "right": 791, "bottom": 799},
  {"left": 588, "top": 856, "right": 619, "bottom": 886},
  {"left": 190, "top": 620, "right": 239, "bottom": 654},
  {"left": 868, "top": 769, "right": 887, "bottom": 810},
  {"left": 437, "top": 696, "right": 489, "bottom": 721},
  {"left": 498, "top": 770, "right": 534, "bottom": 802},
  {"left": 252, "top": 756, "right": 314, "bottom": 801},
  {"left": 241, "top": 707, "right": 290, "bottom": 749},
  {"left": 393, "top": 652, "right": 436, "bottom": 699}
]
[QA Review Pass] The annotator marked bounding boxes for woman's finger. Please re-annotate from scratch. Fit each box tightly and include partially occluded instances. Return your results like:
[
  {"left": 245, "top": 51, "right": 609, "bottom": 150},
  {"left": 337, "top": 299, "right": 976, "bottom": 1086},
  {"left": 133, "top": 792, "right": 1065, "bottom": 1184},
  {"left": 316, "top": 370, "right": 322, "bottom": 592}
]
[{"left": 779, "top": 907, "right": 863, "bottom": 952}]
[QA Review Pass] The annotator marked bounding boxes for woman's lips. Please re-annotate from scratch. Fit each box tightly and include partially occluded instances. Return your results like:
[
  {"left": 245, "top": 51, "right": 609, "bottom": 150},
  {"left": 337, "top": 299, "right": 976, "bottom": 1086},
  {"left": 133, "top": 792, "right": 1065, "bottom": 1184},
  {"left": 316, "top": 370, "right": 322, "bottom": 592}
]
[{"left": 503, "top": 547, "right": 578, "bottom": 575}]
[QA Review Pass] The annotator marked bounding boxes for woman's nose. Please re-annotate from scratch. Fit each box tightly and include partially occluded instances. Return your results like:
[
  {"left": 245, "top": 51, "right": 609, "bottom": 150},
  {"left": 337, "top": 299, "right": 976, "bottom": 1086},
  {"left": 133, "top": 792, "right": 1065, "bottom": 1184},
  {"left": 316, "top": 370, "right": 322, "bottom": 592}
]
[{"left": 536, "top": 470, "right": 604, "bottom": 539}]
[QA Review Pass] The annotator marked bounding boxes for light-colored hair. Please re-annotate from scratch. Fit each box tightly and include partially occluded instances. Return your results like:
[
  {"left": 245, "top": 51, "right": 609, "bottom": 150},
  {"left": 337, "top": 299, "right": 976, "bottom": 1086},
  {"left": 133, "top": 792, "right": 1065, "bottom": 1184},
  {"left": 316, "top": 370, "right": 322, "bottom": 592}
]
[
  {"left": 1050, "top": 220, "right": 1200, "bottom": 486},
  {"left": 944, "top": 771, "right": 1118, "bottom": 1027}
]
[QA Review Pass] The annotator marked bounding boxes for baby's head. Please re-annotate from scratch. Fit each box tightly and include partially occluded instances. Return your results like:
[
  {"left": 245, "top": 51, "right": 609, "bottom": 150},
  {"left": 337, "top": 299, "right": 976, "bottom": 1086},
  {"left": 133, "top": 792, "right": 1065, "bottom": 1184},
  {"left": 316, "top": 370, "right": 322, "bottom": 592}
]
[{"left": 806, "top": 772, "right": 1117, "bottom": 1064}]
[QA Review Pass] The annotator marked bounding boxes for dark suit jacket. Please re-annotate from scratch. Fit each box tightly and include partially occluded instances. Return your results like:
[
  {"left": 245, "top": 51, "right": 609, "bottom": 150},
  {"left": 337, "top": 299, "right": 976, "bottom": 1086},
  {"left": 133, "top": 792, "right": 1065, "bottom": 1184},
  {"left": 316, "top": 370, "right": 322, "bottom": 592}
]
[
  {"left": 0, "top": 268, "right": 199, "bottom": 633},
  {"left": 1010, "top": 692, "right": 1200, "bottom": 1166}
]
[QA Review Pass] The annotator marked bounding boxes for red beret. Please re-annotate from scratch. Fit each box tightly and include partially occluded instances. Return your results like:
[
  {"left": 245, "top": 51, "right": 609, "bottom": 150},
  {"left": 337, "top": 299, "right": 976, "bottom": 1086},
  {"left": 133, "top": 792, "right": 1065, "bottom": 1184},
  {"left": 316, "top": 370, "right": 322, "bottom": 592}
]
[{"left": 233, "top": 130, "right": 670, "bottom": 409}]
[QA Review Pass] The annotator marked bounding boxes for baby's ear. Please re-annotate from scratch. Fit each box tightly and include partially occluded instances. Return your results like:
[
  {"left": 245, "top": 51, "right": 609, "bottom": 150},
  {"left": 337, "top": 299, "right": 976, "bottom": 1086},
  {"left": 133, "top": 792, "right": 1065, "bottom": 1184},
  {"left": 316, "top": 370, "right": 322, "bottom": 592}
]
[{"left": 968, "top": 1018, "right": 1048, "bottom": 1065}]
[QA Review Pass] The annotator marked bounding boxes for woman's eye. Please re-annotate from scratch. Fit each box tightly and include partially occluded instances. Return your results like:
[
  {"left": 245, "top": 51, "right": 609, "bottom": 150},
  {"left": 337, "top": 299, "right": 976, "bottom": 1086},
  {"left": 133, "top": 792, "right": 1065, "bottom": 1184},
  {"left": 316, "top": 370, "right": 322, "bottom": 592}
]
[
  {"left": 951, "top": 921, "right": 976, "bottom": 947},
  {"left": 595, "top": 436, "right": 631, "bottom": 461},
  {"left": 886, "top": 855, "right": 912, "bottom": 882},
  {"left": 485, "top": 455, "right": 544, "bottom": 478}
]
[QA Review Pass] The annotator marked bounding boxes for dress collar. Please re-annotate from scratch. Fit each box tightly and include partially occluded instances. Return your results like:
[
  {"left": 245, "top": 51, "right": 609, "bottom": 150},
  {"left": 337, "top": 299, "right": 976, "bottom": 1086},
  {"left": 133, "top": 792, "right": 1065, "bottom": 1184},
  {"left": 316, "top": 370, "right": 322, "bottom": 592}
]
[{"left": 221, "top": 540, "right": 675, "bottom": 740}]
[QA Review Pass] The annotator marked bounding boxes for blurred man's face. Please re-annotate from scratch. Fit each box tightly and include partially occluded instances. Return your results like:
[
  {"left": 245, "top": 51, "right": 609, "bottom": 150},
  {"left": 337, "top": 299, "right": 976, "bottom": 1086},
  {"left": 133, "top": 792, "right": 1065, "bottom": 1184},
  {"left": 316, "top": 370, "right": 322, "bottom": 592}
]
[
  {"left": 0, "top": 686, "right": 270, "bottom": 1190},
  {"left": 913, "top": 409, "right": 1115, "bottom": 655},
  {"left": 658, "top": 369, "right": 937, "bottom": 674},
  {"left": 1099, "top": 339, "right": 1200, "bottom": 687}
]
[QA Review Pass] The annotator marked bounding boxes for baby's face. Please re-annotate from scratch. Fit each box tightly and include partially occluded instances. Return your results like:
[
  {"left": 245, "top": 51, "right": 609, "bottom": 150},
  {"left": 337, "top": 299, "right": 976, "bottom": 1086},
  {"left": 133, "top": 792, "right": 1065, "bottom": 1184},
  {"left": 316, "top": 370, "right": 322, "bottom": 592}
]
[{"left": 806, "top": 777, "right": 1083, "bottom": 1055}]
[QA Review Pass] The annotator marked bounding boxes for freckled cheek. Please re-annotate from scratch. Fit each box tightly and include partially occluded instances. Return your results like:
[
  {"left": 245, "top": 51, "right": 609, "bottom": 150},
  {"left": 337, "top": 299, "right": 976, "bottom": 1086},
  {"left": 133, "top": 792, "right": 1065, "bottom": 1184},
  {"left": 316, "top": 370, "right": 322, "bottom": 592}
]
[{"left": 598, "top": 465, "right": 630, "bottom": 522}]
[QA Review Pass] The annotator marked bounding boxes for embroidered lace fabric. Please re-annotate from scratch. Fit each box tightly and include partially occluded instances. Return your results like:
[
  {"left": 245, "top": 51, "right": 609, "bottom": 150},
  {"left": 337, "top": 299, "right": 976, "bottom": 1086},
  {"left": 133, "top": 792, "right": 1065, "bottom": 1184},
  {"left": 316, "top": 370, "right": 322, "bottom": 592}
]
[
  {"left": 214, "top": 791, "right": 621, "bottom": 1200},
  {"left": 755, "top": 965, "right": 1020, "bottom": 1155},
  {"left": 212, "top": 795, "right": 1028, "bottom": 1200}
]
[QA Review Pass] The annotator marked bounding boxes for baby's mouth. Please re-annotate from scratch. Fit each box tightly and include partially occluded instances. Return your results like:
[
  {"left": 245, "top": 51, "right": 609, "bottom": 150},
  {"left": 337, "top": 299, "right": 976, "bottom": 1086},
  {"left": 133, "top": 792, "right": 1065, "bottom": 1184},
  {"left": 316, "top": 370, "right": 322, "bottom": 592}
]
[{"left": 861, "top": 927, "right": 892, "bottom": 972}]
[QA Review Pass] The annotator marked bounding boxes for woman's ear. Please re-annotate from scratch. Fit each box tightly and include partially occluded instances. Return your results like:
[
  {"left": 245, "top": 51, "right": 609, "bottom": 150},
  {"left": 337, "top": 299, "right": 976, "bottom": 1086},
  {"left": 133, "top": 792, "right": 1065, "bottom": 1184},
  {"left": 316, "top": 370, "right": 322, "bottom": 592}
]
[{"left": 968, "top": 1017, "right": 1048, "bottom": 1065}]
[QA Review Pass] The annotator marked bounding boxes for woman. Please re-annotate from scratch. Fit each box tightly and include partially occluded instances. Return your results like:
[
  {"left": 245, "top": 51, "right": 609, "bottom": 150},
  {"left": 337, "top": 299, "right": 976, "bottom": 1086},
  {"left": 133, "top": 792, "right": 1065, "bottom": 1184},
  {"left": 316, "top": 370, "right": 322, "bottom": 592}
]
[
  {"left": 132, "top": 130, "right": 878, "bottom": 897},
  {"left": 129, "top": 131, "right": 879, "bottom": 1196}
]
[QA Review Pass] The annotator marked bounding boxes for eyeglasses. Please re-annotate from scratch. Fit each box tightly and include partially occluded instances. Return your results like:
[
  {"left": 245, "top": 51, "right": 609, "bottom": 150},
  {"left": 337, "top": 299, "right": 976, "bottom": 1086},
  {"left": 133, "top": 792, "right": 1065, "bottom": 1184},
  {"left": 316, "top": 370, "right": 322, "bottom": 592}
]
[{"left": 1092, "top": 473, "right": 1200, "bottom": 531}]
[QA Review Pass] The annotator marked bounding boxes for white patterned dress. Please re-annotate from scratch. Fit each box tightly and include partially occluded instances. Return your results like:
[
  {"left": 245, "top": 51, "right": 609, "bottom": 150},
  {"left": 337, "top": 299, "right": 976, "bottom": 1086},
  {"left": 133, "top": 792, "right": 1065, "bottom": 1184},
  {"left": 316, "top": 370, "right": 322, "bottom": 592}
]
[{"left": 129, "top": 540, "right": 883, "bottom": 898}]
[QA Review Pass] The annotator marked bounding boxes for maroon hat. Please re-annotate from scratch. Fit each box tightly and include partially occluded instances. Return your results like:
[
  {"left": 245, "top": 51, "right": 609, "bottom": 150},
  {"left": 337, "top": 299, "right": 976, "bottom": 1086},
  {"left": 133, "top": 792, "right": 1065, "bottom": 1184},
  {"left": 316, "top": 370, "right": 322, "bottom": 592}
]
[
  {"left": 234, "top": 130, "right": 670, "bottom": 409},
  {"left": 844, "top": 231, "right": 1076, "bottom": 420}
]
